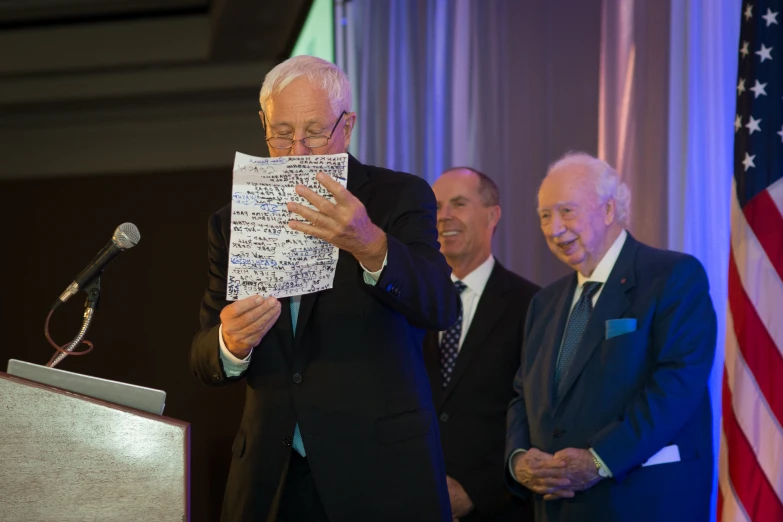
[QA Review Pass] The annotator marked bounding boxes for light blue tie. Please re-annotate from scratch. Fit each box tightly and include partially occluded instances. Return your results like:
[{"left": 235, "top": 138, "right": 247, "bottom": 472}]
[{"left": 290, "top": 297, "right": 306, "bottom": 457}]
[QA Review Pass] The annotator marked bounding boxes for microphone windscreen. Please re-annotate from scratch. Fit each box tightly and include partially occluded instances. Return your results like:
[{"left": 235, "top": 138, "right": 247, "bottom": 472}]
[{"left": 113, "top": 223, "right": 140, "bottom": 249}]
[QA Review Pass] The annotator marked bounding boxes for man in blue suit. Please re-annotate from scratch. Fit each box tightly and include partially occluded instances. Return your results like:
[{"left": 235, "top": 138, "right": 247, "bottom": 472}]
[{"left": 505, "top": 152, "right": 716, "bottom": 522}]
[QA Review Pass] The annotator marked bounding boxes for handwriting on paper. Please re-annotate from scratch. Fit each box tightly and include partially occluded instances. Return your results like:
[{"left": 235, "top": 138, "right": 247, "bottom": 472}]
[{"left": 226, "top": 152, "right": 349, "bottom": 300}]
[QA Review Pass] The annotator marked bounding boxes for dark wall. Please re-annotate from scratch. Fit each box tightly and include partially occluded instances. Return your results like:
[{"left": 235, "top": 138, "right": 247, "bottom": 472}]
[{"left": 0, "top": 168, "right": 243, "bottom": 522}]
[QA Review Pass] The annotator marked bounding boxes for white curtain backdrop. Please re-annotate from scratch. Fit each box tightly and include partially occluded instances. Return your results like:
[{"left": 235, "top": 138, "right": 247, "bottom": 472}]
[
  {"left": 668, "top": 0, "right": 741, "bottom": 518},
  {"left": 599, "top": 0, "right": 671, "bottom": 248}
]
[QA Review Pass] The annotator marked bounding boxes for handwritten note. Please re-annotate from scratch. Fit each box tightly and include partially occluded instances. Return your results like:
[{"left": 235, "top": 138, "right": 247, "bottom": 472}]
[{"left": 227, "top": 152, "right": 349, "bottom": 300}]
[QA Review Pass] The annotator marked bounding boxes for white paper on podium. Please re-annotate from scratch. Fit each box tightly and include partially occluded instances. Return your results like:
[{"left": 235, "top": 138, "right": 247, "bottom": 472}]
[{"left": 227, "top": 152, "right": 349, "bottom": 300}]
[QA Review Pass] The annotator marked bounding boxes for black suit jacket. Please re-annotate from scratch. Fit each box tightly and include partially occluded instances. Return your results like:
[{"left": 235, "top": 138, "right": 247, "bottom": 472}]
[
  {"left": 425, "top": 260, "right": 539, "bottom": 522},
  {"left": 506, "top": 234, "right": 716, "bottom": 522},
  {"left": 191, "top": 155, "right": 460, "bottom": 522}
]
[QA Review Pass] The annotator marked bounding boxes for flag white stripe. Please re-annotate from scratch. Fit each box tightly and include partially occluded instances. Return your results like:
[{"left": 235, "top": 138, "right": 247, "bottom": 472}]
[
  {"left": 730, "top": 181, "right": 783, "bottom": 360},
  {"left": 725, "top": 311, "right": 783, "bottom": 503}
]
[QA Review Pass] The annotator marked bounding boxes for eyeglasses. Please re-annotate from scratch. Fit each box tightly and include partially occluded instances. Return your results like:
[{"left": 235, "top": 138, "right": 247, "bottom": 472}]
[{"left": 262, "top": 110, "right": 348, "bottom": 150}]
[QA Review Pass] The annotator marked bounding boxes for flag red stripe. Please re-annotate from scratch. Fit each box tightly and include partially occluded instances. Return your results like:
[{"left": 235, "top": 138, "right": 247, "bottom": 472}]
[
  {"left": 743, "top": 189, "right": 783, "bottom": 282},
  {"left": 722, "top": 375, "right": 783, "bottom": 521},
  {"left": 728, "top": 252, "right": 783, "bottom": 427}
]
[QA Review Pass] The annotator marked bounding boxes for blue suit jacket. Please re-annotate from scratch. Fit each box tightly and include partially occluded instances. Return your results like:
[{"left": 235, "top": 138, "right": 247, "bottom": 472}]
[{"left": 506, "top": 234, "right": 716, "bottom": 522}]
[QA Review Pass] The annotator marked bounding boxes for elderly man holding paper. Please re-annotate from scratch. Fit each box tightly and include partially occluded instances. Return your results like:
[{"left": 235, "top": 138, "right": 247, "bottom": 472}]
[
  {"left": 504, "top": 152, "right": 716, "bottom": 522},
  {"left": 191, "top": 55, "right": 459, "bottom": 522}
]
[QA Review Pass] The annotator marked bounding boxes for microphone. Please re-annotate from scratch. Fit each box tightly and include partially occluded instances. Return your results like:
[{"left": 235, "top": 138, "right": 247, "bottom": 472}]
[{"left": 52, "top": 223, "right": 141, "bottom": 309}]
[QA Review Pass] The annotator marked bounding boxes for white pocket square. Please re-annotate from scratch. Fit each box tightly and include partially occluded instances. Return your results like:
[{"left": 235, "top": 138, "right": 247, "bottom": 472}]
[{"left": 642, "top": 444, "right": 681, "bottom": 467}]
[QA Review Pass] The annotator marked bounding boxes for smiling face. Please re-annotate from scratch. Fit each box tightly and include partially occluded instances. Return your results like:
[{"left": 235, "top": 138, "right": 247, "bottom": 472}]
[
  {"left": 432, "top": 169, "right": 500, "bottom": 278},
  {"left": 537, "top": 165, "right": 618, "bottom": 276},
  {"left": 261, "top": 76, "right": 356, "bottom": 157}
]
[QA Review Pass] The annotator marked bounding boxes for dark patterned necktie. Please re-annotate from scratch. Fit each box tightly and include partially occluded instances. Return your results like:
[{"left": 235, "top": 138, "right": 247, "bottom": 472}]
[
  {"left": 554, "top": 281, "right": 603, "bottom": 398},
  {"left": 440, "top": 280, "right": 468, "bottom": 388}
]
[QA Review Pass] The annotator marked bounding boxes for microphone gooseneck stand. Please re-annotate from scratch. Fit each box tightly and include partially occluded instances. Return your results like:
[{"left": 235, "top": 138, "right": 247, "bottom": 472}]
[{"left": 45, "top": 276, "right": 101, "bottom": 368}]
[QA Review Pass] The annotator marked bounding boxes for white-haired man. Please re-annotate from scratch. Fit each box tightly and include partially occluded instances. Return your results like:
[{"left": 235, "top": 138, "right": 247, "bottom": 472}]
[
  {"left": 504, "top": 152, "right": 716, "bottom": 522},
  {"left": 191, "top": 55, "right": 459, "bottom": 522}
]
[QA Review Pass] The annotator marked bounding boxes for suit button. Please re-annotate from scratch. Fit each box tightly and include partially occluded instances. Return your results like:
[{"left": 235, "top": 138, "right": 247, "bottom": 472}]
[
  {"left": 293, "top": 373, "right": 303, "bottom": 384},
  {"left": 439, "top": 413, "right": 449, "bottom": 422},
  {"left": 553, "top": 429, "right": 565, "bottom": 438},
  {"left": 283, "top": 436, "right": 292, "bottom": 446},
  {"left": 212, "top": 371, "right": 221, "bottom": 380}
]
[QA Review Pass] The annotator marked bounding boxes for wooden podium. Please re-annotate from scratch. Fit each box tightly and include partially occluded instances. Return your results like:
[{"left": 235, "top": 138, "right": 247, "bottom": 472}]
[{"left": 0, "top": 369, "right": 190, "bottom": 522}]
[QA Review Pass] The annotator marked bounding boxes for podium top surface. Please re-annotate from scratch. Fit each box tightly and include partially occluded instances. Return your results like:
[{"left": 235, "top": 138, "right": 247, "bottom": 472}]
[{"left": 6, "top": 359, "right": 166, "bottom": 415}]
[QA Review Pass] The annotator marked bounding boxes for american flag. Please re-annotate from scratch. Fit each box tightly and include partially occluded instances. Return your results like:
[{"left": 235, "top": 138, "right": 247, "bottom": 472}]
[{"left": 719, "top": 1, "right": 783, "bottom": 521}]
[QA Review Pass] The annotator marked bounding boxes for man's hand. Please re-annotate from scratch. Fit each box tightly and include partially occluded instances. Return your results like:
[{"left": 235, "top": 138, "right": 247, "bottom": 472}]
[
  {"left": 287, "top": 172, "right": 387, "bottom": 271},
  {"left": 541, "top": 448, "right": 603, "bottom": 500},
  {"left": 220, "top": 295, "right": 281, "bottom": 359},
  {"left": 446, "top": 476, "right": 474, "bottom": 518},
  {"left": 512, "top": 448, "right": 571, "bottom": 498}
]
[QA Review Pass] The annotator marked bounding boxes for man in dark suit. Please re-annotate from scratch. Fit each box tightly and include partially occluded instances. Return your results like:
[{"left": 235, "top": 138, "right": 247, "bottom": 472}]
[
  {"left": 425, "top": 167, "right": 539, "bottom": 521},
  {"left": 190, "top": 55, "right": 459, "bottom": 522},
  {"left": 505, "top": 152, "right": 716, "bottom": 522}
]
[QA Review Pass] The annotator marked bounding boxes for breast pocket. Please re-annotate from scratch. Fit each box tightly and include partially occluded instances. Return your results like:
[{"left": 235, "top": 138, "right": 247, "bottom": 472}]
[
  {"left": 600, "top": 328, "right": 648, "bottom": 361},
  {"left": 599, "top": 328, "right": 651, "bottom": 390},
  {"left": 374, "top": 408, "right": 432, "bottom": 446}
]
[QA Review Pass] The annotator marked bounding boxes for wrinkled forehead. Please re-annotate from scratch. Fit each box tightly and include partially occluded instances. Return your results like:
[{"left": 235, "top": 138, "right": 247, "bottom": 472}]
[{"left": 265, "top": 78, "right": 336, "bottom": 120}]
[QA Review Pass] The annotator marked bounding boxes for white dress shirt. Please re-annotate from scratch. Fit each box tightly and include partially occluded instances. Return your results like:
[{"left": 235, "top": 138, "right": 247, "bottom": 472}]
[{"left": 439, "top": 254, "right": 495, "bottom": 351}]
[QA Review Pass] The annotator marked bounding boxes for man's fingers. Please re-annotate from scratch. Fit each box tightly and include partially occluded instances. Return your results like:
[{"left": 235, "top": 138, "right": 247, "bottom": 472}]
[
  {"left": 529, "top": 479, "right": 572, "bottom": 496},
  {"left": 288, "top": 220, "right": 329, "bottom": 241},
  {"left": 222, "top": 295, "right": 265, "bottom": 318},
  {"left": 543, "top": 489, "right": 575, "bottom": 501},
  {"left": 532, "top": 477, "right": 571, "bottom": 488},
  {"left": 231, "top": 300, "right": 282, "bottom": 339},
  {"left": 527, "top": 466, "right": 570, "bottom": 479},
  {"left": 532, "top": 458, "right": 568, "bottom": 470},
  {"left": 315, "top": 171, "right": 350, "bottom": 204},
  {"left": 224, "top": 297, "right": 280, "bottom": 331},
  {"left": 294, "top": 183, "right": 337, "bottom": 214},
  {"left": 287, "top": 202, "right": 337, "bottom": 230}
]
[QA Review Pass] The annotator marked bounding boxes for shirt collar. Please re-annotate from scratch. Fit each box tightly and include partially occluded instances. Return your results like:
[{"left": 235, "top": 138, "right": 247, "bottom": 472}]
[
  {"left": 576, "top": 229, "right": 628, "bottom": 288},
  {"left": 452, "top": 254, "right": 495, "bottom": 297}
]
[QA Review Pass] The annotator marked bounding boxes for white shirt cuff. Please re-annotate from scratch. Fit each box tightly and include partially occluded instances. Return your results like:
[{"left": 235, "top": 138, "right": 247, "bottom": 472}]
[
  {"left": 360, "top": 251, "right": 388, "bottom": 285},
  {"left": 218, "top": 324, "right": 251, "bottom": 377},
  {"left": 508, "top": 448, "right": 527, "bottom": 483},
  {"left": 589, "top": 448, "right": 613, "bottom": 477}
]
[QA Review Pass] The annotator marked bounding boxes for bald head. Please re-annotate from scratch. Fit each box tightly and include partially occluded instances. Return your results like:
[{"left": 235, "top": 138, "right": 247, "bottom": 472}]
[{"left": 537, "top": 152, "right": 628, "bottom": 276}]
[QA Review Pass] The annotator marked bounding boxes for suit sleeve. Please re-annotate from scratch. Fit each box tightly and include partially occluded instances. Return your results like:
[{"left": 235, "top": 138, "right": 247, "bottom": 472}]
[
  {"left": 190, "top": 209, "right": 245, "bottom": 386},
  {"left": 363, "top": 175, "right": 459, "bottom": 331},
  {"left": 589, "top": 255, "right": 717, "bottom": 480},
  {"left": 503, "top": 294, "right": 538, "bottom": 499}
]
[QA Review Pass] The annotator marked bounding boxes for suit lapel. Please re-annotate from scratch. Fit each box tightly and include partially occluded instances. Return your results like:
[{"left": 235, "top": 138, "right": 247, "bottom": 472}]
[
  {"left": 554, "top": 235, "right": 639, "bottom": 409},
  {"left": 441, "top": 263, "right": 509, "bottom": 404},
  {"left": 291, "top": 154, "right": 370, "bottom": 359}
]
